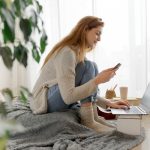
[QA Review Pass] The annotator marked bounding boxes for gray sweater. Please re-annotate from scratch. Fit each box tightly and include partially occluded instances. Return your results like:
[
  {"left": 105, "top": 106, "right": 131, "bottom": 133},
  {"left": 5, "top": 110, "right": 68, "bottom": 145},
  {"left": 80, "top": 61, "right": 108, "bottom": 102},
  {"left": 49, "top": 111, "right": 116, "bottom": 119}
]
[{"left": 31, "top": 46, "right": 105, "bottom": 114}]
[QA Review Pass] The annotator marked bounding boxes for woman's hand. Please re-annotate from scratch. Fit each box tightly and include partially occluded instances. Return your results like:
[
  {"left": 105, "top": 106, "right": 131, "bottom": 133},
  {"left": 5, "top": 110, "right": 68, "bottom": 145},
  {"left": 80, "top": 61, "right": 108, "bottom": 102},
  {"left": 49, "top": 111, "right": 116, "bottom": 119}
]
[
  {"left": 94, "top": 68, "right": 116, "bottom": 85},
  {"left": 108, "top": 99, "right": 130, "bottom": 109}
]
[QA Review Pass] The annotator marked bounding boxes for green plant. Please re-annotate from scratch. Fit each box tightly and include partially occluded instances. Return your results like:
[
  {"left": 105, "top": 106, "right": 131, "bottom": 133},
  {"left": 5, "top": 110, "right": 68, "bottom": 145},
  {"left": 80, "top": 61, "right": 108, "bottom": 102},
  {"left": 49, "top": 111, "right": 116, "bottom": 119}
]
[
  {"left": 0, "top": 0, "right": 47, "bottom": 99},
  {"left": 0, "top": 0, "right": 47, "bottom": 147},
  {"left": 0, "top": 0, "right": 47, "bottom": 69}
]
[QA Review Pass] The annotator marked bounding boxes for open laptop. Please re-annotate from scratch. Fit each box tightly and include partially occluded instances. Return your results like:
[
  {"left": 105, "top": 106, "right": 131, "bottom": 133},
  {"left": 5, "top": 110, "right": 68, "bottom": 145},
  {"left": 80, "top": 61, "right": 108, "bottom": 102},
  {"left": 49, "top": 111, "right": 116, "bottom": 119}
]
[{"left": 110, "top": 83, "right": 150, "bottom": 115}]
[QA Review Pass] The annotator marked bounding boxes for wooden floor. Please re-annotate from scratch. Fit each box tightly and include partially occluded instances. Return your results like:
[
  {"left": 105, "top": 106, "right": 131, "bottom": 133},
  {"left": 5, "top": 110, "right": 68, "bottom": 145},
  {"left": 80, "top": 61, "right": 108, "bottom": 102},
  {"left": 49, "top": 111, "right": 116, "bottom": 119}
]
[{"left": 132, "top": 115, "right": 150, "bottom": 150}]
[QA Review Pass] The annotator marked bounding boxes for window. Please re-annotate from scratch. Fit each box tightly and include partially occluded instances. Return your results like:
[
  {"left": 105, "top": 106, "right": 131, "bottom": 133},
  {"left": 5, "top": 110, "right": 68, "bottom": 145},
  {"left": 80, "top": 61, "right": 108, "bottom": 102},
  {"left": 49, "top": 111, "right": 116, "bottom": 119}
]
[{"left": 25, "top": 0, "right": 150, "bottom": 98}]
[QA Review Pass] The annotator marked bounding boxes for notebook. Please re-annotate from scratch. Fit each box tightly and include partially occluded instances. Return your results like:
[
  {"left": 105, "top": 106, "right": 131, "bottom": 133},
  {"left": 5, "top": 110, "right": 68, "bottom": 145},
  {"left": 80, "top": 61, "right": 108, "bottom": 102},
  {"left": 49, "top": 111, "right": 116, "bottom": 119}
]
[{"left": 111, "top": 83, "right": 150, "bottom": 115}]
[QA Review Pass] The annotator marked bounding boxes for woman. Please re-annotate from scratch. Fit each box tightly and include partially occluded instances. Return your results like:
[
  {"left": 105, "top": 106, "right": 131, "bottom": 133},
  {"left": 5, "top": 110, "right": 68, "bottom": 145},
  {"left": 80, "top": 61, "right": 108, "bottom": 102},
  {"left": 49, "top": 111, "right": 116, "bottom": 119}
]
[{"left": 31, "top": 16, "right": 129, "bottom": 132}]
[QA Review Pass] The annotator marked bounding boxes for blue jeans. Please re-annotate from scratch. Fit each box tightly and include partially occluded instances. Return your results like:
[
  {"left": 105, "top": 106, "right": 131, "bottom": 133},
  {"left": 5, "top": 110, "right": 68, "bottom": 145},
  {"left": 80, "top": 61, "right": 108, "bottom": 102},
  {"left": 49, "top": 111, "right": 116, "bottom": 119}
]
[{"left": 47, "top": 60, "right": 99, "bottom": 112}]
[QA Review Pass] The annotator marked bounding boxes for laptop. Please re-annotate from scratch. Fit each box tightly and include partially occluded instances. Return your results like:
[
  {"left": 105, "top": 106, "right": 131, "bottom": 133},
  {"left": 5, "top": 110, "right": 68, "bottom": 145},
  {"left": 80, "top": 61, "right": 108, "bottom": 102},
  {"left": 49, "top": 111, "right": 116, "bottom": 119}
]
[{"left": 110, "top": 83, "right": 150, "bottom": 115}]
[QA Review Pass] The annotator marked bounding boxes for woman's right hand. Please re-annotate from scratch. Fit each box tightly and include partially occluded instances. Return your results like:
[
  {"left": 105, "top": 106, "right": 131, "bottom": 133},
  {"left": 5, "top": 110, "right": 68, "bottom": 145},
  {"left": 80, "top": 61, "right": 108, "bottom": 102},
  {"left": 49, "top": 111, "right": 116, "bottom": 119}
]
[{"left": 94, "top": 68, "right": 116, "bottom": 85}]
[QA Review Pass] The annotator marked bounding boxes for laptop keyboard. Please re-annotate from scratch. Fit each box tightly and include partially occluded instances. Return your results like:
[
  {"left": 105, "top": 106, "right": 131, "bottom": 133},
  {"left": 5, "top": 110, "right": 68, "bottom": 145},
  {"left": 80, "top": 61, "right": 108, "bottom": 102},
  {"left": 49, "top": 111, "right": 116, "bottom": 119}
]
[{"left": 125, "top": 106, "right": 144, "bottom": 114}]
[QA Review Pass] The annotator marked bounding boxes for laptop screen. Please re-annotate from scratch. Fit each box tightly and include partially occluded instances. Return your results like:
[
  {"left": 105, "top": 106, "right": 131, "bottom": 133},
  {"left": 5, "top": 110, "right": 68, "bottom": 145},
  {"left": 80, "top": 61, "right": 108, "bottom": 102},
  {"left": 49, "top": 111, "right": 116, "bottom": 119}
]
[{"left": 141, "top": 83, "right": 150, "bottom": 112}]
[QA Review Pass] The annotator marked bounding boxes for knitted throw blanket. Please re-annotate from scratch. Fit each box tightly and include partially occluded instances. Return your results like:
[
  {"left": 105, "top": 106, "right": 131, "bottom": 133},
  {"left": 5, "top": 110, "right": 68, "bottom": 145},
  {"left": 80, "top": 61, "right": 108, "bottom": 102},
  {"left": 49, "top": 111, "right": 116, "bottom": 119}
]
[{"left": 5, "top": 99, "right": 144, "bottom": 150}]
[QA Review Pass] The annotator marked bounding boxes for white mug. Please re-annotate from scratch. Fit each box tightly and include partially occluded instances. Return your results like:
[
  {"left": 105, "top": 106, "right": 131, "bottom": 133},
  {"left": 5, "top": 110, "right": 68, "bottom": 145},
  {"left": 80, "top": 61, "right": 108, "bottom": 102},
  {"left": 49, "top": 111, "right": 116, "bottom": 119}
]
[{"left": 120, "top": 86, "right": 128, "bottom": 99}]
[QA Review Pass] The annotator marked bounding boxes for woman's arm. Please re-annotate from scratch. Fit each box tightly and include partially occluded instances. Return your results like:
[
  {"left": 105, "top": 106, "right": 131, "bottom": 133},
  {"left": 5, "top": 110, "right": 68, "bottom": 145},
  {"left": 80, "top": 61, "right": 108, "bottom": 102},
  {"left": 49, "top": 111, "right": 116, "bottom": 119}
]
[
  {"left": 96, "top": 96, "right": 130, "bottom": 109},
  {"left": 55, "top": 48, "right": 97, "bottom": 105},
  {"left": 96, "top": 96, "right": 109, "bottom": 108}
]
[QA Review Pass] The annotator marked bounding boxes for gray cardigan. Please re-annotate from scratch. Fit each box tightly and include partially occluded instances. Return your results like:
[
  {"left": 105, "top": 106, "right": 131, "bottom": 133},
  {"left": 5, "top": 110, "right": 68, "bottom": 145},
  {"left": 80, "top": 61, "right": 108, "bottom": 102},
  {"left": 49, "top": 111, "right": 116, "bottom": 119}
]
[{"left": 31, "top": 46, "right": 106, "bottom": 114}]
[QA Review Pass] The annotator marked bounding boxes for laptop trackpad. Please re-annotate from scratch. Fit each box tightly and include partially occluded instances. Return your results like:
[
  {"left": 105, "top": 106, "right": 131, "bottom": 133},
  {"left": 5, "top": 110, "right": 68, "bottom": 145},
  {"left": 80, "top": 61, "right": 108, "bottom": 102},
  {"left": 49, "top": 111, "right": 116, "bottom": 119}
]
[{"left": 111, "top": 108, "right": 128, "bottom": 114}]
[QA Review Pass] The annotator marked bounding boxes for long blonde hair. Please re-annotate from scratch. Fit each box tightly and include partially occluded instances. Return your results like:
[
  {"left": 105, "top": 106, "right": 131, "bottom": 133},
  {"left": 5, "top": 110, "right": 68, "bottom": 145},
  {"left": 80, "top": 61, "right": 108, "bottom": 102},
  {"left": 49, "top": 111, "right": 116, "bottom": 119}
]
[{"left": 43, "top": 16, "right": 104, "bottom": 67}]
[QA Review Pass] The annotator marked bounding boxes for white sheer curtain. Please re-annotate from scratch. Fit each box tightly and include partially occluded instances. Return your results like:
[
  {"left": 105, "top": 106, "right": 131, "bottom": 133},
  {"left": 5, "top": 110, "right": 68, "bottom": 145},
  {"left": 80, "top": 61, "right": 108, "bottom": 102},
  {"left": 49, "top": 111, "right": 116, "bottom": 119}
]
[
  {"left": 35, "top": 0, "right": 149, "bottom": 98},
  {"left": 90, "top": 0, "right": 148, "bottom": 97},
  {"left": 1, "top": 0, "right": 149, "bottom": 98},
  {"left": 147, "top": 0, "right": 150, "bottom": 87}
]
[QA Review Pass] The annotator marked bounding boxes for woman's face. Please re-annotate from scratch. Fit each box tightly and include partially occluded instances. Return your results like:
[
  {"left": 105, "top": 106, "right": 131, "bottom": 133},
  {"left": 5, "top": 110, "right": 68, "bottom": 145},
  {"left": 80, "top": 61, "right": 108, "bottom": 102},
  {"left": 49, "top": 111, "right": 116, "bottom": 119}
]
[{"left": 86, "top": 25, "right": 102, "bottom": 49}]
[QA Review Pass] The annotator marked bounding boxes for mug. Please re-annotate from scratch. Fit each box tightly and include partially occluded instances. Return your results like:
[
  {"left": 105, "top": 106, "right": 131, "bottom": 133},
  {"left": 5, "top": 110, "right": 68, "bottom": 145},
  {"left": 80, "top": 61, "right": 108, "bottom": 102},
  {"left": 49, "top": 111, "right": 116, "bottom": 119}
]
[{"left": 119, "top": 86, "right": 128, "bottom": 99}]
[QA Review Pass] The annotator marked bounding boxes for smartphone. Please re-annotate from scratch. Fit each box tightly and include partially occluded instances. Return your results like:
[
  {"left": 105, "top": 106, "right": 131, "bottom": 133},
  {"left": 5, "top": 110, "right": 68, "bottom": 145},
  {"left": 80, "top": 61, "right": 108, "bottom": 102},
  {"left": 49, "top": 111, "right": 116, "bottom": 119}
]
[{"left": 113, "top": 63, "right": 121, "bottom": 70}]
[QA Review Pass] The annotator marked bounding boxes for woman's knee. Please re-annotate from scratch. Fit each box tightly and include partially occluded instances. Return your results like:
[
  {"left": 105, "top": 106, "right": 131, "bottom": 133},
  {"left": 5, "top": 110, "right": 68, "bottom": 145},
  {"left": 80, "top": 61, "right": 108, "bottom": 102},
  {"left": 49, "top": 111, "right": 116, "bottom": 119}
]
[
  {"left": 75, "top": 60, "right": 98, "bottom": 86},
  {"left": 84, "top": 60, "right": 98, "bottom": 75}
]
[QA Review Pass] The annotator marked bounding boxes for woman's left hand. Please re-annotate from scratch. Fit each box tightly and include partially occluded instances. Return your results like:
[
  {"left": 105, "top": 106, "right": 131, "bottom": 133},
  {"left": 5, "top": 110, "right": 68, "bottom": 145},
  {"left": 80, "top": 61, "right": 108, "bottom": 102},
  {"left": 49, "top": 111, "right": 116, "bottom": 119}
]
[{"left": 109, "top": 99, "right": 130, "bottom": 109}]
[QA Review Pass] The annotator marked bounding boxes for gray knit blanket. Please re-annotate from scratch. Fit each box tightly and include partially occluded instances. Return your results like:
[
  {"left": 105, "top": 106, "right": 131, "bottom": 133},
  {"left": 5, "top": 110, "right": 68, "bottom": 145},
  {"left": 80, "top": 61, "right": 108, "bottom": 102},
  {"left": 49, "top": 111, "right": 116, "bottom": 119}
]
[{"left": 5, "top": 99, "right": 144, "bottom": 150}]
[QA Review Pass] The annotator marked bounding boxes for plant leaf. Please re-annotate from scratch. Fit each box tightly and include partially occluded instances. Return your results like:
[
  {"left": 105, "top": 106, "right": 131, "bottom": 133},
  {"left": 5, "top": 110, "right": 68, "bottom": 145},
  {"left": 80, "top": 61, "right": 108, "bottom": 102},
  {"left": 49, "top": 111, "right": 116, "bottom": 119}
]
[
  {"left": 12, "top": 0, "right": 21, "bottom": 17},
  {"left": 2, "top": 20, "right": 15, "bottom": 43},
  {"left": 20, "top": 86, "right": 32, "bottom": 95},
  {"left": 19, "top": 86, "right": 32, "bottom": 103},
  {"left": 0, "top": 8, "right": 15, "bottom": 30},
  {"left": 35, "top": 0, "right": 42, "bottom": 13},
  {"left": 23, "top": 0, "right": 33, "bottom": 7},
  {"left": 0, "top": 102, "right": 7, "bottom": 116},
  {"left": 29, "top": 9, "right": 38, "bottom": 28},
  {"left": 0, "top": 46, "right": 13, "bottom": 69},
  {"left": 1, "top": 88, "right": 13, "bottom": 101},
  {"left": 40, "top": 30, "right": 47, "bottom": 53},
  {"left": 19, "top": 91, "right": 27, "bottom": 103},
  {"left": 32, "top": 48, "right": 40, "bottom": 63},
  {"left": 18, "top": 0, "right": 27, "bottom": 11},
  {"left": 0, "top": 1, "right": 6, "bottom": 10},
  {"left": 20, "top": 18, "right": 32, "bottom": 41},
  {"left": 14, "top": 44, "right": 28, "bottom": 67},
  {"left": 1, "top": 7, "right": 15, "bottom": 43}
]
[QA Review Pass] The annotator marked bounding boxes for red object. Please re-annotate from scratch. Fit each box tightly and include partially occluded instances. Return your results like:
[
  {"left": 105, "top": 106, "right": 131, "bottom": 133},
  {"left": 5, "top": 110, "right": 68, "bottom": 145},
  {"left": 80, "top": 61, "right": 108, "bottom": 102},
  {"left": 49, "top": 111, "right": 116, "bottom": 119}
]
[{"left": 97, "top": 107, "right": 116, "bottom": 120}]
